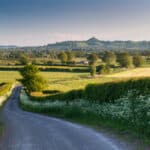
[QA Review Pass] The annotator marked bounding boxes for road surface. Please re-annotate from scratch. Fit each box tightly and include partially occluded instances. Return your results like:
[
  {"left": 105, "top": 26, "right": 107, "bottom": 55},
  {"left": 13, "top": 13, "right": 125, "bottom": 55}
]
[{"left": 0, "top": 87, "right": 131, "bottom": 150}]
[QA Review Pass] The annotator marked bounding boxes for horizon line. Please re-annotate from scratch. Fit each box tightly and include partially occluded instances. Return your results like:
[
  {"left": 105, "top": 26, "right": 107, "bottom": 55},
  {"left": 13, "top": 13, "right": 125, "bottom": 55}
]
[{"left": 1, "top": 37, "right": 150, "bottom": 47}]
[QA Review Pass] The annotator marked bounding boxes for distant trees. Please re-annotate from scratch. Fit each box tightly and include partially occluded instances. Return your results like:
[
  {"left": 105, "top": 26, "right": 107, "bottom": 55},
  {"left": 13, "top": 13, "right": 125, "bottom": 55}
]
[
  {"left": 18, "top": 53, "right": 30, "bottom": 65},
  {"left": 103, "top": 51, "right": 116, "bottom": 65},
  {"left": 133, "top": 55, "right": 145, "bottom": 67},
  {"left": 87, "top": 53, "right": 98, "bottom": 76},
  {"left": 20, "top": 64, "right": 46, "bottom": 92},
  {"left": 66, "top": 51, "right": 75, "bottom": 64},
  {"left": 58, "top": 52, "right": 68, "bottom": 64},
  {"left": 99, "top": 64, "right": 111, "bottom": 75},
  {"left": 58, "top": 51, "right": 75, "bottom": 64},
  {"left": 87, "top": 53, "right": 98, "bottom": 65},
  {"left": 117, "top": 52, "right": 133, "bottom": 68}
]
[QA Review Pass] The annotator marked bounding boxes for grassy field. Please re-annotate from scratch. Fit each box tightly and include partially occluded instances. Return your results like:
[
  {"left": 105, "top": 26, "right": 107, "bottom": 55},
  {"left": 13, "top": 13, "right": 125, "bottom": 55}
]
[
  {"left": 106, "top": 68, "right": 150, "bottom": 78},
  {"left": 0, "top": 71, "right": 116, "bottom": 92},
  {"left": 0, "top": 71, "right": 21, "bottom": 83},
  {"left": 1, "top": 67, "right": 150, "bottom": 92}
]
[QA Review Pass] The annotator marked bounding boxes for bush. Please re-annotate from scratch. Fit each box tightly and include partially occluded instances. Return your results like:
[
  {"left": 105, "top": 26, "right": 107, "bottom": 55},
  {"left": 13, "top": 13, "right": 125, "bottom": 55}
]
[{"left": 22, "top": 75, "right": 46, "bottom": 92}]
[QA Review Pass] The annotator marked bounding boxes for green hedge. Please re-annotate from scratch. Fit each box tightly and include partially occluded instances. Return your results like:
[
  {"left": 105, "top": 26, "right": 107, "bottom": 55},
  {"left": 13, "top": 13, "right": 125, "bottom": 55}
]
[
  {"left": 84, "top": 78, "right": 150, "bottom": 103},
  {"left": 0, "top": 66, "right": 89, "bottom": 73}
]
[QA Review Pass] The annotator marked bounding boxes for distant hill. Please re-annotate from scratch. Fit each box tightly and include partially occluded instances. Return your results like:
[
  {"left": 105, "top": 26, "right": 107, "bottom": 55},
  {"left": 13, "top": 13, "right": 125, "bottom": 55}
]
[
  {"left": 1, "top": 38, "right": 150, "bottom": 51},
  {"left": 47, "top": 37, "right": 150, "bottom": 50},
  {"left": 0, "top": 45, "right": 17, "bottom": 49}
]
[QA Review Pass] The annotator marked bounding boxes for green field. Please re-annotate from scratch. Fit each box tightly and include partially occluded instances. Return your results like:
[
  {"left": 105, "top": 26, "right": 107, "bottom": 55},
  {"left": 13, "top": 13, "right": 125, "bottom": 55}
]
[
  {"left": 1, "top": 67, "right": 150, "bottom": 92},
  {"left": 0, "top": 71, "right": 21, "bottom": 83},
  {"left": 106, "top": 67, "right": 150, "bottom": 78},
  {"left": 0, "top": 71, "right": 115, "bottom": 92}
]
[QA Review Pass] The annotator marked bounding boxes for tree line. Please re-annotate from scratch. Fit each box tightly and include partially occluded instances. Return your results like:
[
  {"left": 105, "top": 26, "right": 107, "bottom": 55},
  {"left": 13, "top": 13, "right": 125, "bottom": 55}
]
[{"left": 87, "top": 51, "right": 145, "bottom": 76}]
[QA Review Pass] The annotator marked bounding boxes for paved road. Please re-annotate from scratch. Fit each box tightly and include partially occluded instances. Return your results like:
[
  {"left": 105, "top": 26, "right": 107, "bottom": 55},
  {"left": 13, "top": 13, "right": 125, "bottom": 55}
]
[{"left": 0, "top": 87, "right": 130, "bottom": 150}]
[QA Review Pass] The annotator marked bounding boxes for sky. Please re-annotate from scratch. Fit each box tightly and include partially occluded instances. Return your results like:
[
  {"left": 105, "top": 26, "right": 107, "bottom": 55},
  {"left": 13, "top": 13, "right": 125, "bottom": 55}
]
[{"left": 0, "top": 0, "right": 150, "bottom": 46}]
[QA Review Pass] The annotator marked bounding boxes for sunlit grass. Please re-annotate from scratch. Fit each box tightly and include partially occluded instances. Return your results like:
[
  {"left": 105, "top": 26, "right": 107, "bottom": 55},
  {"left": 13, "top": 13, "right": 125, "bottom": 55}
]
[
  {"left": 1, "top": 67, "right": 150, "bottom": 93},
  {"left": 0, "top": 71, "right": 21, "bottom": 83},
  {"left": 106, "top": 67, "right": 150, "bottom": 78},
  {"left": 40, "top": 72, "right": 119, "bottom": 92}
]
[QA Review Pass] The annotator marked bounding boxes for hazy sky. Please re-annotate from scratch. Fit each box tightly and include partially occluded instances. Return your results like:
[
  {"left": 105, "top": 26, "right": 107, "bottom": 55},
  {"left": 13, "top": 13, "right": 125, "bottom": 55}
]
[{"left": 1, "top": 0, "right": 150, "bottom": 46}]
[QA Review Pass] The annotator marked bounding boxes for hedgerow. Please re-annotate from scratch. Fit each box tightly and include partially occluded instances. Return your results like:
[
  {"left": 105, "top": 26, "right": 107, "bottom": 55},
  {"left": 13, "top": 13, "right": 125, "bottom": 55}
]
[{"left": 84, "top": 78, "right": 150, "bottom": 103}]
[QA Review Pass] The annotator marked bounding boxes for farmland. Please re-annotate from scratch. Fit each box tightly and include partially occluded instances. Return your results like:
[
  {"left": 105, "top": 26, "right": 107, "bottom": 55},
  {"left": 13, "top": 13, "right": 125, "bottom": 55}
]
[
  {"left": 1, "top": 67, "right": 150, "bottom": 91},
  {"left": 107, "top": 67, "right": 150, "bottom": 78}
]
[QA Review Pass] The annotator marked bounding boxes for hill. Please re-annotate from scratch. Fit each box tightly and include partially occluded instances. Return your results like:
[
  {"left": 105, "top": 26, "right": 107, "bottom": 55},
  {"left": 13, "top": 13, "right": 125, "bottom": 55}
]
[
  {"left": 0, "top": 45, "right": 17, "bottom": 49},
  {"left": 47, "top": 37, "right": 150, "bottom": 50},
  {"left": 1, "top": 38, "right": 150, "bottom": 51}
]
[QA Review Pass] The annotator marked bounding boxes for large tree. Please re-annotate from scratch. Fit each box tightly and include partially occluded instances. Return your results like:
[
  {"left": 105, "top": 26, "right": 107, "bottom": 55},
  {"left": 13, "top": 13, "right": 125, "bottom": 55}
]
[
  {"left": 87, "top": 53, "right": 98, "bottom": 65},
  {"left": 103, "top": 51, "right": 116, "bottom": 65},
  {"left": 20, "top": 64, "right": 46, "bottom": 92},
  {"left": 58, "top": 52, "right": 68, "bottom": 64},
  {"left": 133, "top": 55, "right": 145, "bottom": 67},
  {"left": 117, "top": 52, "right": 133, "bottom": 68},
  {"left": 18, "top": 53, "right": 30, "bottom": 65},
  {"left": 66, "top": 51, "right": 74, "bottom": 63},
  {"left": 87, "top": 53, "right": 98, "bottom": 76}
]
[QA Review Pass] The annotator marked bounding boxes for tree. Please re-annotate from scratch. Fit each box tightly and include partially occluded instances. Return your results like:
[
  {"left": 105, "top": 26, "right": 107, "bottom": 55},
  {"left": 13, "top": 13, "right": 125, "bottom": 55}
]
[
  {"left": 87, "top": 53, "right": 98, "bottom": 65},
  {"left": 117, "top": 52, "right": 133, "bottom": 68},
  {"left": 87, "top": 53, "right": 98, "bottom": 76},
  {"left": 90, "top": 65, "right": 96, "bottom": 77},
  {"left": 58, "top": 52, "right": 68, "bottom": 64},
  {"left": 20, "top": 64, "right": 46, "bottom": 92},
  {"left": 99, "top": 64, "right": 111, "bottom": 75},
  {"left": 133, "top": 55, "right": 145, "bottom": 67},
  {"left": 103, "top": 51, "right": 116, "bottom": 65},
  {"left": 18, "top": 54, "right": 30, "bottom": 65},
  {"left": 66, "top": 51, "right": 74, "bottom": 63}
]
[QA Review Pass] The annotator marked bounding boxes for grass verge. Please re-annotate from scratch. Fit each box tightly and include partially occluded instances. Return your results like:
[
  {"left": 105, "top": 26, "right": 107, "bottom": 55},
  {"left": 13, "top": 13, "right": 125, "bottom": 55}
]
[{"left": 0, "top": 83, "right": 14, "bottom": 135}]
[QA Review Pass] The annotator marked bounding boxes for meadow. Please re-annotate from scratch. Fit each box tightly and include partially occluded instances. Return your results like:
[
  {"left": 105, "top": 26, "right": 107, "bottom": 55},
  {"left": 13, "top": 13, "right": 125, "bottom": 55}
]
[
  {"left": 106, "top": 67, "right": 150, "bottom": 78},
  {"left": 0, "top": 71, "right": 117, "bottom": 95},
  {"left": 1, "top": 67, "right": 150, "bottom": 92}
]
